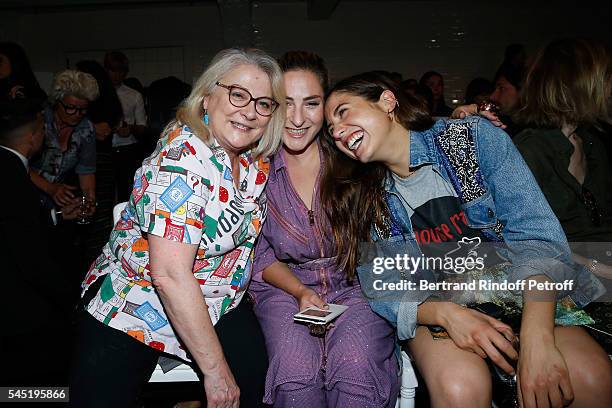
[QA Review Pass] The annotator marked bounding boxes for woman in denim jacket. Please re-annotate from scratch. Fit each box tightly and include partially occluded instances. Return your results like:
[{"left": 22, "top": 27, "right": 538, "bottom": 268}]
[{"left": 322, "top": 71, "right": 611, "bottom": 408}]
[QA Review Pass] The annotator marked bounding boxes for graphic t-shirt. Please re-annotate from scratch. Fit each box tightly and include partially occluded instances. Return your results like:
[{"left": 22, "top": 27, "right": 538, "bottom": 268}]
[
  {"left": 81, "top": 125, "right": 269, "bottom": 360},
  {"left": 392, "top": 165, "right": 485, "bottom": 245},
  {"left": 390, "top": 164, "right": 506, "bottom": 271}
]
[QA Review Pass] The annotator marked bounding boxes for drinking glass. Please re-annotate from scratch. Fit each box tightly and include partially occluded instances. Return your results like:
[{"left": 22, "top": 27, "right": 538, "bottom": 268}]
[{"left": 76, "top": 196, "right": 94, "bottom": 225}]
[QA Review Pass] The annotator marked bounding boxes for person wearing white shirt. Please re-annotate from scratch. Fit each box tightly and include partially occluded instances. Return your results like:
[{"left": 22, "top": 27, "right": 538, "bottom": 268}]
[{"left": 104, "top": 50, "right": 147, "bottom": 201}]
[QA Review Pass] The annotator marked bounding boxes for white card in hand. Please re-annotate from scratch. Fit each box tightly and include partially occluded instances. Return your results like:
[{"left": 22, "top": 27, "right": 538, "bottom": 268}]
[{"left": 293, "top": 303, "right": 348, "bottom": 325}]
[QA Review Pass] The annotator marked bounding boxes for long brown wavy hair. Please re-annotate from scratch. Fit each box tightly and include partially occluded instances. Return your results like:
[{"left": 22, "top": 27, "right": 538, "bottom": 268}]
[{"left": 320, "top": 71, "right": 434, "bottom": 277}]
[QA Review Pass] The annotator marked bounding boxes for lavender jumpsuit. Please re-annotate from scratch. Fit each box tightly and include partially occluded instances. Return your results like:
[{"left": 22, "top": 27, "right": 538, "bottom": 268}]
[{"left": 249, "top": 143, "right": 399, "bottom": 407}]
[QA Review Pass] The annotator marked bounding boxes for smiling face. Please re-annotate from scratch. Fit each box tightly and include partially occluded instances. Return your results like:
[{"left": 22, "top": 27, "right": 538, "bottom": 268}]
[
  {"left": 325, "top": 90, "right": 395, "bottom": 163},
  {"left": 203, "top": 64, "right": 274, "bottom": 157},
  {"left": 283, "top": 70, "right": 325, "bottom": 154}
]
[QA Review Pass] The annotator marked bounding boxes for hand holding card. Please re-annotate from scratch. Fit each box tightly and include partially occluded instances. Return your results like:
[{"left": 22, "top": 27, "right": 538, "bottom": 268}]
[{"left": 293, "top": 303, "right": 348, "bottom": 325}]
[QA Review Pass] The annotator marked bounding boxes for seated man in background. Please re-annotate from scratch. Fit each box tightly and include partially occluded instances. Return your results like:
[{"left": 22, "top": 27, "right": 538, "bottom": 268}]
[
  {"left": 489, "top": 62, "right": 525, "bottom": 137},
  {"left": 0, "top": 99, "right": 80, "bottom": 386}
]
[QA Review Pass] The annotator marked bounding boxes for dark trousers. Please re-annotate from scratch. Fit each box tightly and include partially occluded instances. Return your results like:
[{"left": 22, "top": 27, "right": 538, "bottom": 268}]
[
  {"left": 112, "top": 143, "right": 143, "bottom": 202},
  {"left": 69, "top": 298, "right": 268, "bottom": 408}
]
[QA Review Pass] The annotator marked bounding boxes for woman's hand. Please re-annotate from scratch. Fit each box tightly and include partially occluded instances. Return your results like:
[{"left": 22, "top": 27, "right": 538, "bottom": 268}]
[
  {"left": 451, "top": 103, "right": 507, "bottom": 129},
  {"left": 94, "top": 122, "right": 113, "bottom": 141},
  {"left": 203, "top": 360, "right": 240, "bottom": 408},
  {"left": 440, "top": 303, "right": 518, "bottom": 375},
  {"left": 49, "top": 183, "right": 78, "bottom": 206},
  {"left": 59, "top": 200, "right": 81, "bottom": 221},
  {"left": 295, "top": 287, "right": 327, "bottom": 312},
  {"left": 148, "top": 235, "right": 237, "bottom": 407},
  {"left": 517, "top": 332, "right": 574, "bottom": 408}
]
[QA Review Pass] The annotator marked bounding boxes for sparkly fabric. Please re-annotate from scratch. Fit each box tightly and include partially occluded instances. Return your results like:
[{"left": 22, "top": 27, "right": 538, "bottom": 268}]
[
  {"left": 434, "top": 121, "right": 486, "bottom": 204},
  {"left": 434, "top": 121, "right": 505, "bottom": 241},
  {"left": 249, "top": 142, "right": 399, "bottom": 407}
]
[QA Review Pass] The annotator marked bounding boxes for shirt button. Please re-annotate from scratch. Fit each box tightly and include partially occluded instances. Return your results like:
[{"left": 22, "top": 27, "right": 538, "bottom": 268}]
[{"left": 487, "top": 208, "right": 494, "bottom": 218}]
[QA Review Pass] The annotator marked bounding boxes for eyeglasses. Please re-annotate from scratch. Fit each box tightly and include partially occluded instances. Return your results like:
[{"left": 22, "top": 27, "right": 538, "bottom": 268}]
[
  {"left": 215, "top": 82, "right": 278, "bottom": 117},
  {"left": 59, "top": 101, "right": 88, "bottom": 116},
  {"left": 581, "top": 186, "right": 602, "bottom": 227}
]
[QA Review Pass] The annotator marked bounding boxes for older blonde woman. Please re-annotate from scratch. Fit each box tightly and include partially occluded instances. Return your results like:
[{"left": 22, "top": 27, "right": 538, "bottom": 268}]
[
  {"left": 69, "top": 48, "right": 285, "bottom": 408},
  {"left": 30, "top": 69, "right": 99, "bottom": 208}
]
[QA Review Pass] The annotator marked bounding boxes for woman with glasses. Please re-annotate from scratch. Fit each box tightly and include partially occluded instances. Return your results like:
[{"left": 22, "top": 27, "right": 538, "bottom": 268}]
[
  {"left": 70, "top": 48, "right": 286, "bottom": 408},
  {"left": 514, "top": 39, "right": 612, "bottom": 280},
  {"left": 30, "top": 69, "right": 99, "bottom": 209},
  {"left": 248, "top": 51, "right": 400, "bottom": 407}
]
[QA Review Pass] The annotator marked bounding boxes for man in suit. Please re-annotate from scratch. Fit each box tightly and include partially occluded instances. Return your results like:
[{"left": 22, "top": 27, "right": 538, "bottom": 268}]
[{"left": 0, "top": 99, "right": 80, "bottom": 386}]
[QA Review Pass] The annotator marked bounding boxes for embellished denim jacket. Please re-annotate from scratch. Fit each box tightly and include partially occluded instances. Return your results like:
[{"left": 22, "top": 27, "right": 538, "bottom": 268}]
[{"left": 357, "top": 117, "right": 605, "bottom": 341}]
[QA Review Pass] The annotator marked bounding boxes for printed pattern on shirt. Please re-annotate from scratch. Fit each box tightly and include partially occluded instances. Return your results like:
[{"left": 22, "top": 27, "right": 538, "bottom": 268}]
[{"left": 80, "top": 125, "right": 268, "bottom": 360}]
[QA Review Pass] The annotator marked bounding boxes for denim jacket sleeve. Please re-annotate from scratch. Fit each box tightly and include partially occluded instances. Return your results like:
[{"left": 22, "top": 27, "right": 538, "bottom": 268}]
[
  {"left": 473, "top": 118, "right": 583, "bottom": 294},
  {"left": 358, "top": 232, "right": 434, "bottom": 341}
]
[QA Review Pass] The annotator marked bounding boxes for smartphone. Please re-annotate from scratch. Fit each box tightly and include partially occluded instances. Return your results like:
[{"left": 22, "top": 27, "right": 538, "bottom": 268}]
[{"left": 293, "top": 303, "right": 348, "bottom": 325}]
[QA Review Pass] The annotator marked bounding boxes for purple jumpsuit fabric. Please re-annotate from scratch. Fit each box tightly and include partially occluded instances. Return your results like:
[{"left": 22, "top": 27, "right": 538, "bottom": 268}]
[{"left": 249, "top": 142, "right": 399, "bottom": 407}]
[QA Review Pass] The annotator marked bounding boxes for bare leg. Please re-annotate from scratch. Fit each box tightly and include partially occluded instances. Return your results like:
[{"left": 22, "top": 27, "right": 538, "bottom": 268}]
[
  {"left": 554, "top": 326, "right": 612, "bottom": 408},
  {"left": 408, "top": 326, "right": 492, "bottom": 408}
]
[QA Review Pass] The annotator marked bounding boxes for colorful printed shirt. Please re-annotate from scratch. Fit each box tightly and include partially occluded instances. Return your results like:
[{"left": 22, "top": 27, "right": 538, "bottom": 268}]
[
  {"left": 81, "top": 125, "right": 269, "bottom": 360},
  {"left": 31, "top": 106, "right": 96, "bottom": 183}
]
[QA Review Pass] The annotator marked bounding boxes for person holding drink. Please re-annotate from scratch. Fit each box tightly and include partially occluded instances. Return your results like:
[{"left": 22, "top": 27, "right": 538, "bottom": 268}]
[{"left": 30, "top": 69, "right": 98, "bottom": 216}]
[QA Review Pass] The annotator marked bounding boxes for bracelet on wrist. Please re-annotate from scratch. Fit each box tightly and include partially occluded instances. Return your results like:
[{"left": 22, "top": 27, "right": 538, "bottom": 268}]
[{"left": 588, "top": 258, "right": 599, "bottom": 274}]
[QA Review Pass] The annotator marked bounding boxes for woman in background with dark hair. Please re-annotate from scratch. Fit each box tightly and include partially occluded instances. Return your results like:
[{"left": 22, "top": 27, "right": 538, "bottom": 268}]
[
  {"left": 146, "top": 76, "right": 192, "bottom": 155},
  {"left": 514, "top": 38, "right": 612, "bottom": 280},
  {"left": 419, "top": 70, "right": 452, "bottom": 116},
  {"left": 324, "top": 71, "right": 610, "bottom": 408},
  {"left": 0, "top": 41, "right": 46, "bottom": 103},
  {"left": 76, "top": 60, "right": 124, "bottom": 267},
  {"left": 250, "top": 51, "right": 400, "bottom": 407},
  {"left": 76, "top": 60, "right": 123, "bottom": 141}
]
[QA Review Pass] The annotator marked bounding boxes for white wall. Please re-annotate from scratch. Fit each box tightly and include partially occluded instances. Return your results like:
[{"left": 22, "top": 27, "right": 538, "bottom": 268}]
[
  {"left": 1, "top": 3, "right": 223, "bottom": 87},
  {"left": 1, "top": 1, "right": 610, "bottom": 103}
]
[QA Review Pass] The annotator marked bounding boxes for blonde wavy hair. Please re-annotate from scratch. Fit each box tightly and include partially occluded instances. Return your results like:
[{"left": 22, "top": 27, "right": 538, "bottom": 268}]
[
  {"left": 164, "top": 48, "right": 286, "bottom": 159},
  {"left": 515, "top": 38, "right": 611, "bottom": 128},
  {"left": 49, "top": 69, "right": 99, "bottom": 104}
]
